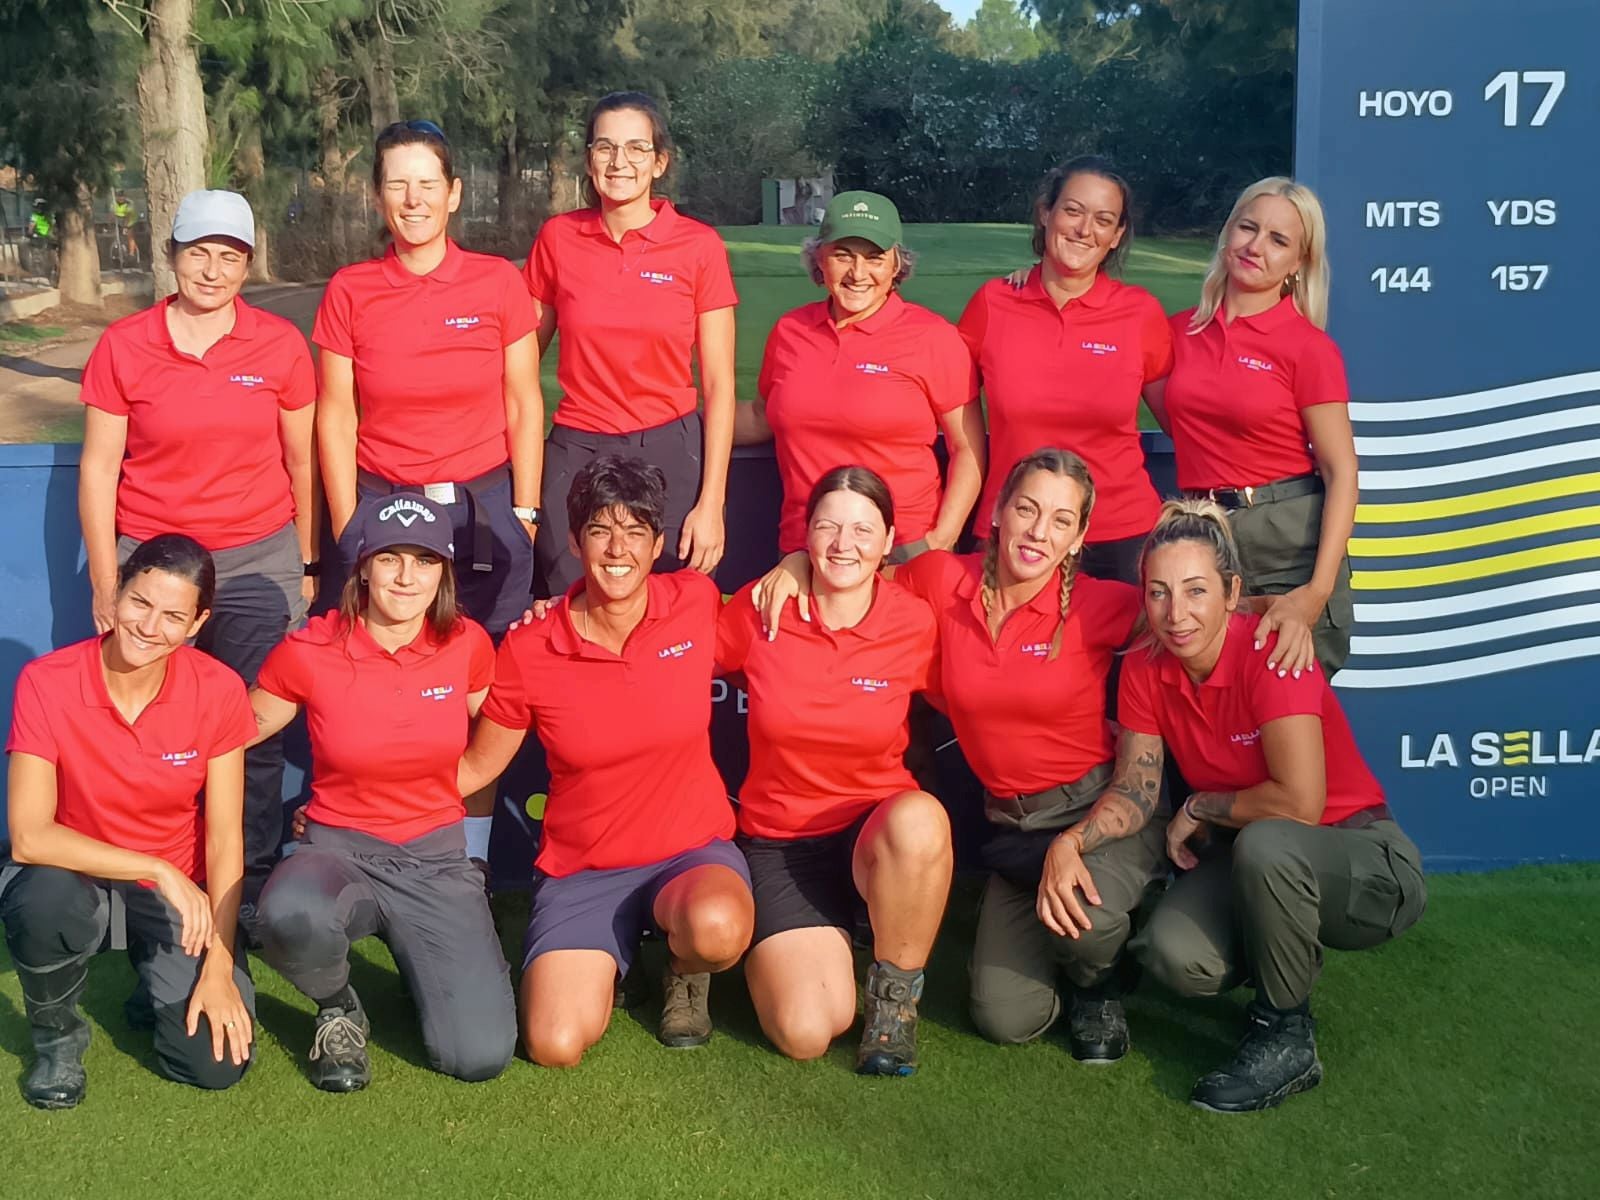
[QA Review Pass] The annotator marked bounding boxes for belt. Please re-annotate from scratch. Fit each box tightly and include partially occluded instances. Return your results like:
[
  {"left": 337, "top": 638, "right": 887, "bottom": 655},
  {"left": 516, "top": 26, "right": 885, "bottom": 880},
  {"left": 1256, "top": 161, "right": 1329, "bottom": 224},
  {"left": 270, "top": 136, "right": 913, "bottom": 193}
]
[
  {"left": 1192, "top": 473, "right": 1322, "bottom": 511},
  {"left": 358, "top": 464, "right": 508, "bottom": 573},
  {"left": 1331, "top": 802, "right": 1393, "bottom": 830}
]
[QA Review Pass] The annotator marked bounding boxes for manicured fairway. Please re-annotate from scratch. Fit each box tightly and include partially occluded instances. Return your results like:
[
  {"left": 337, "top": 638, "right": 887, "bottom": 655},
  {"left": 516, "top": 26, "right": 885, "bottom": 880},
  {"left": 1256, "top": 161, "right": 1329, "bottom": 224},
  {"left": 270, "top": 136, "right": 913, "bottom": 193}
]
[{"left": 2, "top": 864, "right": 1596, "bottom": 1199}]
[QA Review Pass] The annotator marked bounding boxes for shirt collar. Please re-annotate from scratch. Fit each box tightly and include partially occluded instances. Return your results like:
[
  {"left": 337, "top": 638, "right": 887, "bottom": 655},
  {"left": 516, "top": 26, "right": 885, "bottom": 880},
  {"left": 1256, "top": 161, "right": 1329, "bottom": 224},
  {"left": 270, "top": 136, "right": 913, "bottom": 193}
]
[
  {"left": 1018, "top": 265, "right": 1114, "bottom": 311},
  {"left": 344, "top": 614, "right": 443, "bottom": 661},
  {"left": 379, "top": 237, "right": 465, "bottom": 288},
  {"left": 954, "top": 553, "right": 1065, "bottom": 622},
  {"left": 549, "top": 573, "right": 669, "bottom": 658},
  {"left": 837, "top": 290, "right": 906, "bottom": 336},
  {"left": 805, "top": 578, "right": 897, "bottom": 644},
  {"left": 78, "top": 636, "right": 185, "bottom": 711},
  {"left": 1155, "top": 611, "right": 1252, "bottom": 690},
  {"left": 1234, "top": 293, "right": 1300, "bottom": 334},
  {"left": 574, "top": 197, "right": 680, "bottom": 245},
  {"left": 145, "top": 294, "right": 259, "bottom": 348}
]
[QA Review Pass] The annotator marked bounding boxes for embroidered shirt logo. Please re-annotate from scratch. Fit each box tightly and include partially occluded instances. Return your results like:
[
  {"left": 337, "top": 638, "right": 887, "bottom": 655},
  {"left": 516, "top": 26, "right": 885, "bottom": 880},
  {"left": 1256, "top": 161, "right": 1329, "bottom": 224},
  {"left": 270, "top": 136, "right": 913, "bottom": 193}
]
[
  {"left": 162, "top": 749, "right": 199, "bottom": 766},
  {"left": 1020, "top": 641, "right": 1051, "bottom": 658},
  {"left": 640, "top": 270, "right": 676, "bottom": 285},
  {"left": 378, "top": 497, "right": 437, "bottom": 528},
  {"left": 443, "top": 316, "right": 481, "bottom": 330},
  {"left": 229, "top": 373, "right": 265, "bottom": 387},
  {"left": 851, "top": 676, "right": 890, "bottom": 693},
  {"left": 420, "top": 685, "right": 455, "bottom": 701},
  {"left": 1230, "top": 728, "right": 1262, "bottom": 747},
  {"left": 658, "top": 640, "right": 694, "bottom": 659},
  {"left": 1237, "top": 356, "right": 1276, "bottom": 373},
  {"left": 1080, "top": 341, "right": 1119, "bottom": 356},
  {"left": 855, "top": 362, "right": 890, "bottom": 376}
]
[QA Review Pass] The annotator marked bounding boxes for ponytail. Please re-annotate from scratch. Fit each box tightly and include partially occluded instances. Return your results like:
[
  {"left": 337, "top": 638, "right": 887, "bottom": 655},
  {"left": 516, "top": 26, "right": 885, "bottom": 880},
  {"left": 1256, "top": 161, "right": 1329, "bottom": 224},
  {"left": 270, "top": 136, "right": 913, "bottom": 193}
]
[{"left": 1131, "top": 498, "right": 1246, "bottom": 652}]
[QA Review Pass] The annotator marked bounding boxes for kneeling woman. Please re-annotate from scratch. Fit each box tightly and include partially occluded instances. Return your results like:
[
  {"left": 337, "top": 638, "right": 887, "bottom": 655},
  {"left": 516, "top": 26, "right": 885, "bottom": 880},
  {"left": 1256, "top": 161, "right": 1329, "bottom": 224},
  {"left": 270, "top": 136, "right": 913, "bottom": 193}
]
[
  {"left": 1121, "top": 500, "right": 1426, "bottom": 1112},
  {"left": 460, "top": 456, "right": 754, "bottom": 1066},
  {"left": 3, "top": 536, "right": 256, "bottom": 1108},
  {"left": 719, "top": 467, "right": 951, "bottom": 1075},
  {"left": 250, "top": 495, "right": 515, "bottom": 1091}
]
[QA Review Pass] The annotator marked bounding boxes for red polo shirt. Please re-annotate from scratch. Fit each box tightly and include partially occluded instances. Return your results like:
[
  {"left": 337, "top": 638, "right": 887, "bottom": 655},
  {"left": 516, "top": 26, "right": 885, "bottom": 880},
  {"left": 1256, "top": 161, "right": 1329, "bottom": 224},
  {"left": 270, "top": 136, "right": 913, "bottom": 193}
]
[
  {"left": 255, "top": 612, "right": 494, "bottom": 845},
  {"left": 1118, "top": 611, "right": 1383, "bottom": 826},
  {"left": 6, "top": 639, "right": 254, "bottom": 881},
  {"left": 480, "top": 570, "right": 733, "bottom": 876},
  {"left": 760, "top": 293, "right": 977, "bottom": 552},
  {"left": 1164, "top": 297, "right": 1348, "bottom": 491},
  {"left": 957, "top": 269, "right": 1172, "bottom": 542},
  {"left": 313, "top": 239, "right": 537, "bottom": 485},
  {"left": 79, "top": 296, "right": 314, "bottom": 551},
  {"left": 717, "top": 579, "right": 936, "bottom": 839},
  {"left": 897, "top": 551, "right": 1139, "bottom": 797},
  {"left": 523, "top": 199, "right": 738, "bottom": 434}
]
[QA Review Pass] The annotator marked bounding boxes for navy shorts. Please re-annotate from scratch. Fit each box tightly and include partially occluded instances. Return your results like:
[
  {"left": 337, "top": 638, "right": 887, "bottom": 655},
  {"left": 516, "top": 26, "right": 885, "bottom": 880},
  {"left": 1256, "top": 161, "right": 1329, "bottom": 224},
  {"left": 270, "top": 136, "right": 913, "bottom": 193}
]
[
  {"left": 739, "top": 810, "right": 874, "bottom": 947},
  {"left": 522, "top": 838, "right": 750, "bottom": 976}
]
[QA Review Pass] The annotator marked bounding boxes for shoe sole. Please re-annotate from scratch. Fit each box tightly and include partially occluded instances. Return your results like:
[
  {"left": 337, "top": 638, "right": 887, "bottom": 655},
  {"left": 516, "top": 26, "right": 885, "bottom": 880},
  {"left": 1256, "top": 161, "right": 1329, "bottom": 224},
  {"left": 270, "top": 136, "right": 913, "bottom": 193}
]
[
  {"left": 1189, "top": 1062, "right": 1323, "bottom": 1114},
  {"left": 657, "top": 1033, "right": 711, "bottom": 1049},
  {"left": 1070, "top": 1041, "right": 1128, "bottom": 1065},
  {"left": 26, "top": 1094, "right": 84, "bottom": 1110},
  {"left": 855, "top": 1057, "right": 917, "bottom": 1077}
]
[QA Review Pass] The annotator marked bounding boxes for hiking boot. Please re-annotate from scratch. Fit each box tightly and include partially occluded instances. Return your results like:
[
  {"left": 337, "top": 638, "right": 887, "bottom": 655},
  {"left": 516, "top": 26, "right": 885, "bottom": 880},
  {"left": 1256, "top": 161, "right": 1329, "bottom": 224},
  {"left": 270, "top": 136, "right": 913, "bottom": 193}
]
[
  {"left": 308, "top": 990, "right": 371, "bottom": 1093},
  {"left": 1190, "top": 1003, "right": 1322, "bottom": 1114},
  {"left": 15, "top": 958, "right": 92, "bottom": 1110},
  {"left": 856, "top": 961, "right": 924, "bottom": 1077},
  {"left": 1066, "top": 990, "right": 1128, "bottom": 1064},
  {"left": 657, "top": 967, "right": 713, "bottom": 1048}
]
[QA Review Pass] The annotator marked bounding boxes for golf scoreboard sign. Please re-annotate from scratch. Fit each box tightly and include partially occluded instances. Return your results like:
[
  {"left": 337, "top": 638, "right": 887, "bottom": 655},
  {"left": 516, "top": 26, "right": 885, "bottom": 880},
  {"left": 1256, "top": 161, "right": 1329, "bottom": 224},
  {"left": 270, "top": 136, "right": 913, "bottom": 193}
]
[{"left": 1297, "top": 0, "right": 1600, "bottom": 865}]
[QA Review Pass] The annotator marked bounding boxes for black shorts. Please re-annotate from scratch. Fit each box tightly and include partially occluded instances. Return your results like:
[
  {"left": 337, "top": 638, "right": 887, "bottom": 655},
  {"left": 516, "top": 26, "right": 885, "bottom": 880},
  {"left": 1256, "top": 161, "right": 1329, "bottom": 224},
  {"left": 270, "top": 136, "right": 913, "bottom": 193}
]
[{"left": 738, "top": 811, "right": 873, "bottom": 947}]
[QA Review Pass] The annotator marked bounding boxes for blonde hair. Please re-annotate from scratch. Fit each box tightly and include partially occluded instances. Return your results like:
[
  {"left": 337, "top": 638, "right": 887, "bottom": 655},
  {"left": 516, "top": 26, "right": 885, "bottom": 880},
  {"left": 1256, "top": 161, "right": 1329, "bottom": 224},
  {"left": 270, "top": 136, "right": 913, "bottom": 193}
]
[
  {"left": 1189, "top": 176, "right": 1330, "bottom": 333},
  {"left": 1131, "top": 498, "right": 1246, "bottom": 652},
  {"left": 982, "top": 448, "right": 1096, "bottom": 662}
]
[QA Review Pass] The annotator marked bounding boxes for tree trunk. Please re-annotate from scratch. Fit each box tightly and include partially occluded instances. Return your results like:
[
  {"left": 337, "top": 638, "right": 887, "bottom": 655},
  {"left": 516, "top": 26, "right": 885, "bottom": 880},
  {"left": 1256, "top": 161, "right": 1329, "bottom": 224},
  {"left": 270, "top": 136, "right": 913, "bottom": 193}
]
[
  {"left": 239, "top": 124, "right": 272, "bottom": 282},
  {"left": 367, "top": 33, "right": 400, "bottom": 135},
  {"left": 497, "top": 115, "right": 520, "bottom": 229},
  {"left": 315, "top": 67, "right": 350, "bottom": 270},
  {"left": 135, "top": 0, "right": 208, "bottom": 298},
  {"left": 57, "top": 182, "right": 103, "bottom": 307},
  {"left": 546, "top": 137, "right": 580, "bottom": 216}
]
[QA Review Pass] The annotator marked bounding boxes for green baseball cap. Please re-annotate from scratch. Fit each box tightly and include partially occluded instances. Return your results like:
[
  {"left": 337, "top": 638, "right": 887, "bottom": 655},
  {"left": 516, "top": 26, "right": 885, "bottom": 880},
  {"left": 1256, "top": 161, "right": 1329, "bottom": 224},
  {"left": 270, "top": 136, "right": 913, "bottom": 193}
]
[{"left": 817, "top": 190, "right": 903, "bottom": 251}]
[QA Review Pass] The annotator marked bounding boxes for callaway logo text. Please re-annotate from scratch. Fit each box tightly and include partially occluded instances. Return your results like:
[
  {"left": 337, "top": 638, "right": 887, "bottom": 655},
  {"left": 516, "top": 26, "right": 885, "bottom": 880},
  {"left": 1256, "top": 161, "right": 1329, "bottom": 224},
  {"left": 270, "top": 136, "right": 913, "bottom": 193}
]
[{"left": 379, "top": 497, "right": 438, "bottom": 528}]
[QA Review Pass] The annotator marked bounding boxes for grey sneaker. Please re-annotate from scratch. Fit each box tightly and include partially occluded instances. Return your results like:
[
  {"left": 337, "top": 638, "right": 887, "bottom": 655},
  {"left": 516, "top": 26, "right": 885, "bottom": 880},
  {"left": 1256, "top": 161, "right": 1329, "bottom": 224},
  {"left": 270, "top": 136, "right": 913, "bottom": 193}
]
[
  {"left": 658, "top": 968, "right": 712, "bottom": 1048},
  {"left": 1190, "top": 1003, "right": 1322, "bottom": 1113},
  {"left": 856, "top": 961, "right": 924, "bottom": 1077},
  {"left": 309, "top": 992, "right": 371, "bottom": 1093}
]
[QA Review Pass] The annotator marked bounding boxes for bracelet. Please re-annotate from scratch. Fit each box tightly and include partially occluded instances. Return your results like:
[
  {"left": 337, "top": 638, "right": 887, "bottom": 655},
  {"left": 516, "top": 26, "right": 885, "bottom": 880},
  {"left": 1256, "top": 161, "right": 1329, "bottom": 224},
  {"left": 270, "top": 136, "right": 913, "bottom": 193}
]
[
  {"left": 1183, "top": 796, "right": 1199, "bottom": 822},
  {"left": 302, "top": 561, "right": 321, "bottom": 578}
]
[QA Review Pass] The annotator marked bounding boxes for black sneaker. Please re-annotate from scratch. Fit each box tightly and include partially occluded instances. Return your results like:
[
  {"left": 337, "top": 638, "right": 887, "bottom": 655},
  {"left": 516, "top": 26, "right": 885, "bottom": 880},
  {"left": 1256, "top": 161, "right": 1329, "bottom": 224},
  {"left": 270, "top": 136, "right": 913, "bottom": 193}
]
[
  {"left": 1190, "top": 1003, "right": 1322, "bottom": 1113},
  {"left": 856, "top": 962, "right": 924, "bottom": 1077},
  {"left": 308, "top": 992, "right": 371, "bottom": 1093},
  {"left": 1066, "top": 991, "right": 1128, "bottom": 1064}
]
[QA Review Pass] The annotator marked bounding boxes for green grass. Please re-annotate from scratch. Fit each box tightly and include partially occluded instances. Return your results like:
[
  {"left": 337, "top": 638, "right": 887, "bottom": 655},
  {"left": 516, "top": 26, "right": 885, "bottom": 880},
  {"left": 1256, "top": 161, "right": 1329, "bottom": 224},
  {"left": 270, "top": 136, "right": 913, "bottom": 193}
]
[
  {"left": 0, "top": 323, "right": 67, "bottom": 346},
  {"left": 3, "top": 864, "right": 1597, "bottom": 1199}
]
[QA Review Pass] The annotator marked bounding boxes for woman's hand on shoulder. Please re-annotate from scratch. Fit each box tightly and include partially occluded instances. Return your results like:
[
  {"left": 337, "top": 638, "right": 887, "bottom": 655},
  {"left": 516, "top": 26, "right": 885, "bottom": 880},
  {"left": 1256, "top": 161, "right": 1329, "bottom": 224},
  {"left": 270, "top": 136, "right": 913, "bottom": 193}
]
[
  {"left": 1255, "top": 587, "right": 1323, "bottom": 677},
  {"left": 753, "top": 552, "right": 812, "bottom": 640}
]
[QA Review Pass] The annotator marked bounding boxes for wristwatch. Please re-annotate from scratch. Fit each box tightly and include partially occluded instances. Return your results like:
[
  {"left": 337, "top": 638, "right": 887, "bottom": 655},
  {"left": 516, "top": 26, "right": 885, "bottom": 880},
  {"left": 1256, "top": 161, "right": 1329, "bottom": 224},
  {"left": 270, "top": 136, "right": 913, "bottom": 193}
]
[
  {"left": 512, "top": 505, "right": 543, "bottom": 525},
  {"left": 303, "top": 560, "right": 322, "bottom": 578}
]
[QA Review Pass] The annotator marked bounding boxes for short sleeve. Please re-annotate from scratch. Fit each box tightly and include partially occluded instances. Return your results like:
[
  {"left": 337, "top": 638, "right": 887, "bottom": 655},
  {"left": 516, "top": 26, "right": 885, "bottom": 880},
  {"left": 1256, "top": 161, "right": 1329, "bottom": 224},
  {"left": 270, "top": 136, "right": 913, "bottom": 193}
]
[
  {"left": 1246, "top": 636, "right": 1329, "bottom": 725},
  {"left": 311, "top": 272, "right": 356, "bottom": 357},
  {"left": 465, "top": 621, "right": 496, "bottom": 692},
  {"left": 254, "top": 637, "right": 313, "bottom": 705},
  {"left": 894, "top": 549, "right": 963, "bottom": 604},
  {"left": 79, "top": 332, "right": 130, "bottom": 416},
  {"left": 923, "top": 319, "right": 979, "bottom": 416},
  {"left": 1140, "top": 292, "right": 1174, "bottom": 383},
  {"left": 954, "top": 285, "right": 989, "bottom": 381},
  {"left": 480, "top": 632, "right": 536, "bottom": 731},
  {"left": 5, "top": 667, "right": 59, "bottom": 762},
  {"left": 499, "top": 264, "right": 538, "bottom": 345},
  {"left": 756, "top": 314, "right": 787, "bottom": 400},
  {"left": 279, "top": 328, "right": 316, "bottom": 411},
  {"left": 207, "top": 673, "right": 255, "bottom": 758},
  {"left": 1293, "top": 330, "right": 1349, "bottom": 411},
  {"left": 523, "top": 223, "right": 558, "bottom": 304},
  {"left": 1116, "top": 651, "right": 1163, "bottom": 736},
  {"left": 693, "top": 230, "right": 739, "bottom": 314},
  {"left": 716, "top": 584, "right": 760, "bottom": 673},
  {"left": 1083, "top": 578, "right": 1141, "bottom": 650}
]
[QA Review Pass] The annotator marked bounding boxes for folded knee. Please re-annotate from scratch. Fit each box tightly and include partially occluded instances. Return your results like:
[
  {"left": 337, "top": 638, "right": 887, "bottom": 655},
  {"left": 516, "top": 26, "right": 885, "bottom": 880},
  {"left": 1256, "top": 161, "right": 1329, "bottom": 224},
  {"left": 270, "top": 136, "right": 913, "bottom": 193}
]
[
  {"left": 970, "top": 993, "right": 1058, "bottom": 1045},
  {"left": 434, "top": 1036, "right": 514, "bottom": 1083},
  {"left": 524, "top": 1022, "right": 596, "bottom": 1069},
  {"left": 1135, "top": 928, "right": 1230, "bottom": 999},
  {"left": 875, "top": 792, "right": 953, "bottom": 865},
  {"left": 763, "top": 1008, "right": 846, "bottom": 1061}
]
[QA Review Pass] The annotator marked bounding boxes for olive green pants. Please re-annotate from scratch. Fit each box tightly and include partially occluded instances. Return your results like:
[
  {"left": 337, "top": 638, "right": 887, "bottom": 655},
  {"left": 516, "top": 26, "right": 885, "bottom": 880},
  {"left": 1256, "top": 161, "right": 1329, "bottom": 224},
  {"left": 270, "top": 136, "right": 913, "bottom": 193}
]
[
  {"left": 1129, "top": 818, "right": 1426, "bottom": 1011},
  {"left": 1228, "top": 488, "right": 1354, "bottom": 677}
]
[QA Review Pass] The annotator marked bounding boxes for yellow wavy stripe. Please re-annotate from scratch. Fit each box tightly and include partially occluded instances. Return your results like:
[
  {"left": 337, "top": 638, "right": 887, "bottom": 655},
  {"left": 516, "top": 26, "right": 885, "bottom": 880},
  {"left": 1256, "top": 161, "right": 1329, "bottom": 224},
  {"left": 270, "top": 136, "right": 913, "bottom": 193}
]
[
  {"left": 1349, "top": 506, "right": 1600, "bottom": 557},
  {"left": 1356, "top": 473, "right": 1600, "bottom": 524},
  {"left": 1351, "top": 538, "right": 1600, "bottom": 589}
]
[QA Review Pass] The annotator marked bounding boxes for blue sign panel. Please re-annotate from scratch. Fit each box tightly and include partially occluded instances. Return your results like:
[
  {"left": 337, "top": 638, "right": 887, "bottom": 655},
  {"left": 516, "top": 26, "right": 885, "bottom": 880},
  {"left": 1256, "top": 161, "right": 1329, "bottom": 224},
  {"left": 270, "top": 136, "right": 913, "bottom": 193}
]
[{"left": 1299, "top": 0, "right": 1600, "bottom": 865}]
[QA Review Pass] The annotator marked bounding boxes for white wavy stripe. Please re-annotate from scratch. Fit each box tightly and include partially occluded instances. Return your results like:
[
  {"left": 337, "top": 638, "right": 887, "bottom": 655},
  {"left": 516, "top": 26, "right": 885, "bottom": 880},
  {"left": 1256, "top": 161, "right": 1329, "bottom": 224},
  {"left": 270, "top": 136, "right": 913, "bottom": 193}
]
[
  {"left": 1358, "top": 439, "right": 1600, "bottom": 491},
  {"left": 1353, "top": 572, "right": 1600, "bottom": 623},
  {"left": 1348, "top": 371, "right": 1600, "bottom": 423},
  {"left": 1354, "top": 405, "right": 1600, "bottom": 457},
  {"left": 1335, "top": 635, "right": 1600, "bottom": 688},
  {"left": 1350, "top": 602, "right": 1600, "bottom": 656}
]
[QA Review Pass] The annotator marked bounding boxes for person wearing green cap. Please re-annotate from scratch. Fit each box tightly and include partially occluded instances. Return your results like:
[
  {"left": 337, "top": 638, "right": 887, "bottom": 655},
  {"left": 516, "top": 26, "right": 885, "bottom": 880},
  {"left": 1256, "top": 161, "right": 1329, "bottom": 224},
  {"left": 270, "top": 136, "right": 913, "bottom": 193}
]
[{"left": 736, "top": 190, "right": 985, "bottom": 562}]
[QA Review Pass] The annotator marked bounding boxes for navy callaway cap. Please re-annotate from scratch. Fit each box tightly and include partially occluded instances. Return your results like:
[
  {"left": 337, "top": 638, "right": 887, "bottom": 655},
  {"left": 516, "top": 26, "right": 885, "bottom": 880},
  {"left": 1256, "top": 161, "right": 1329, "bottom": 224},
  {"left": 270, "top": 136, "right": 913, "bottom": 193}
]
[{"left": 352, "top": 494, "right": 456, "bottom": 560}]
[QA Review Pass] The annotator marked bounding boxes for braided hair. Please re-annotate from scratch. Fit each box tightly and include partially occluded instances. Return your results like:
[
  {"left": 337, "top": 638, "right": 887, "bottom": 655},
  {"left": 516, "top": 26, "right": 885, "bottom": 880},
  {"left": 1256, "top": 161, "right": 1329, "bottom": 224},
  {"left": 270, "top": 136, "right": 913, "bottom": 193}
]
[{"left": 982, "top": 448, "right": 1096, "bottom": 661}]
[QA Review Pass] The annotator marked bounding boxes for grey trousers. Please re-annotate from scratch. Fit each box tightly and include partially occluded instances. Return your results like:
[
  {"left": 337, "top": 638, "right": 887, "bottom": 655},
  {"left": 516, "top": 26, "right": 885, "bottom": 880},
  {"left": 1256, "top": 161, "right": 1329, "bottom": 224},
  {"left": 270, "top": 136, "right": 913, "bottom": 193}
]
[
  {"left": 0, "top": 861, "right": 255, "bottom": 1090},
  {"left": 119, "top": 521, "right": 306, "bottom": 898},
  {"left": 1130, "top": 818, "right": 1427, "bottom": 1011},
  {"left": 256, "top": 820, "right": 516, "bottom": 1082},
  {"left": 969, "top": 769, "right": 1171, "bottom": 1044}
]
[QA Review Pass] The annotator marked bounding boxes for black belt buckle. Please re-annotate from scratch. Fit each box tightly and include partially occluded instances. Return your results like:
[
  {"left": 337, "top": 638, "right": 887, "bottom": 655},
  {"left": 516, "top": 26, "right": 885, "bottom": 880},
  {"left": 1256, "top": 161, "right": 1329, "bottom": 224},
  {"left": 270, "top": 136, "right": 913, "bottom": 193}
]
[{"left": 1209, "top": 485, "right": 1255, "bottom": 510}]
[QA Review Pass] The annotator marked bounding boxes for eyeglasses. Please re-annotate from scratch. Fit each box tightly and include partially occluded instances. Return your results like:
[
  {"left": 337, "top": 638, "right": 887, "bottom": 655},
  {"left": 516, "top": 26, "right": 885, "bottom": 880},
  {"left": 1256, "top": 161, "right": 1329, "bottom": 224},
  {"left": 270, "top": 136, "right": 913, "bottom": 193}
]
[{"left": 587, "top": 139, "right": 656, "bottom": 164}]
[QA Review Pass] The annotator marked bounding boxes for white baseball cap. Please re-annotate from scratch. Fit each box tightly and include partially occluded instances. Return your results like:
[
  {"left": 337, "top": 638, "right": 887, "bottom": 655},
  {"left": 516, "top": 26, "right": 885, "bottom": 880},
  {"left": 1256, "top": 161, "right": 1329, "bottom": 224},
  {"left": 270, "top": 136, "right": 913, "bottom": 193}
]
[{"left": 171, "top": 189, "right": 256, "bottom": 249}]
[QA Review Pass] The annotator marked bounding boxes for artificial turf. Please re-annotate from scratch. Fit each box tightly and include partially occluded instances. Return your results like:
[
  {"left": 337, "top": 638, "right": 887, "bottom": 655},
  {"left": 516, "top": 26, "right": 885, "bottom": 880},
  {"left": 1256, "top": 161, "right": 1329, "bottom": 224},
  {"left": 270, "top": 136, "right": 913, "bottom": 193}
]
[{"left": 2, "top": 863, "right": 1596, "bottom": 1199}]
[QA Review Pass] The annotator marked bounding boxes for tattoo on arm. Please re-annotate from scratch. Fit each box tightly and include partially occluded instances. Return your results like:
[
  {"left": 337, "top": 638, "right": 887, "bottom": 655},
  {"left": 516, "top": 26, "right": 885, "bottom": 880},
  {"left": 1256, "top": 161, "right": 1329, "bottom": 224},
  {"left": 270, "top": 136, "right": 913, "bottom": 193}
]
[
  {"left": 1187, "top": 791, "right": 1238, "bottom": 824},
  {"left": 1074, "top": 732, "right": 1163, "bottom": 856}
]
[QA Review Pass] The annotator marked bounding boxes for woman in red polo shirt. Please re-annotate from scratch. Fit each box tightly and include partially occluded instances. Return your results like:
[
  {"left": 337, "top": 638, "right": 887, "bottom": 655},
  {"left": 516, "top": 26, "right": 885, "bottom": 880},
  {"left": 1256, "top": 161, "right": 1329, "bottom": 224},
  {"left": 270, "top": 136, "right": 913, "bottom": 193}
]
[
  {"left": 247, "top": 494, "right": 515, "bottom": 1093},
  {"left": 736, "top": 190, "right": 985, "bottom": 562},
  {"left": 754, "top": 450, "right": 1167, "bottom": 1066},
  {"left": 1147, "top": 177, "right": 1357, "bottom": 676},
  {"left": 1116, "top": 499, "right": 1425, "bottom": 1112},
  {"left": 965, "top": 158, "right": 1172, "bottom": 585},
  {"left": 719, "top": 466, "right": 951, "bottom": 1076},
  {"left": 525, "top": 91, "right": 737, "bottom": 596},
  {"left": 78, "top": 188, "right": 315, "bottom": 919},
  {"left": 3, "top": 535, "right": 255, "bottom": 1109},
  {"left": 459, "top": 456, "right": 753, "bottom": 1067}
]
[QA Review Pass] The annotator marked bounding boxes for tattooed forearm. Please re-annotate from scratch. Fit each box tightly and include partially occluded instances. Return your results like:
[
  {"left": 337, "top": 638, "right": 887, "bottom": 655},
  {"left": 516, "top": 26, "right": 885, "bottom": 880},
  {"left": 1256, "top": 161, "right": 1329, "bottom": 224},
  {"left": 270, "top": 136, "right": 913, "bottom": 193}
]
[
  {"left": 1073, "top": 732, "right": 1164, "bottom": 856},
  {"left": 1186, "top": 791, "right": 1238, "bottom": 824}
]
